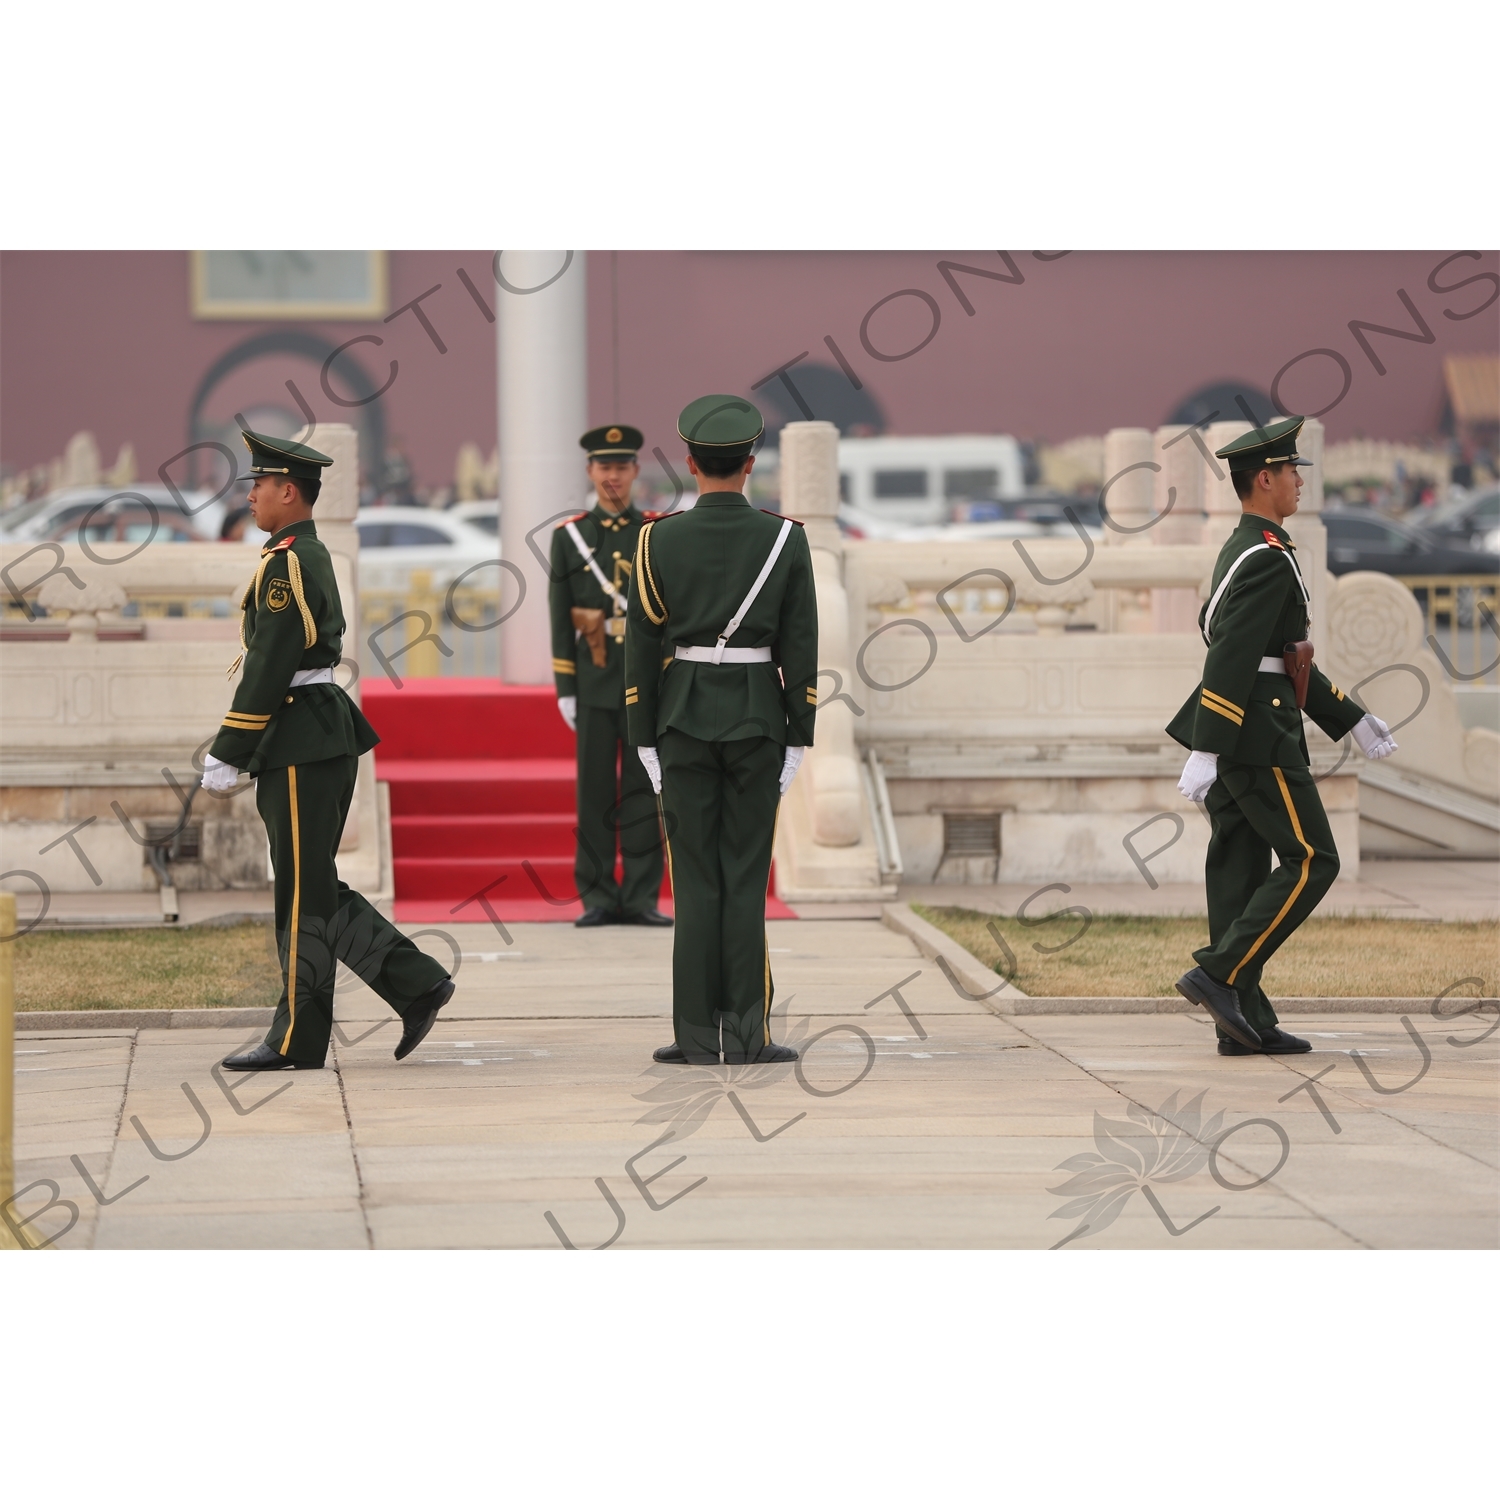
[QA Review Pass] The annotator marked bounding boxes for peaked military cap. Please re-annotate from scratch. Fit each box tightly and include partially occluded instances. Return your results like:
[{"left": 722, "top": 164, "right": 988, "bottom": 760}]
[
  {"left": 240, "top": 429, "right": 334, "bottom": 484},
  {"left": 677, "top": 395, "right": 764, "bottom": 457},
  {"left": 580, "top": 424, "right": 643, "bottom": 461},
  {"left": 1215, "top": 415, "right": 1313, "bottom": 473}
]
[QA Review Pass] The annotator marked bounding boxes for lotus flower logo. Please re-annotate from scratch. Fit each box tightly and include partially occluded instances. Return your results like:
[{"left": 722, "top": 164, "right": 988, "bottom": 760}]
[
  {"left": 633, "top": 1013, "right": 816, "bottom": 1142},
  {"left": 1047, "top": 1089, "right": 1227, "bottom": 1247}
]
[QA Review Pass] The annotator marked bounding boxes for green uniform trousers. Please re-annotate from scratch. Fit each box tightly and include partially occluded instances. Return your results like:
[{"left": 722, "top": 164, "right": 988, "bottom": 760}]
[
  {"left": 576, "top": 703, "right": 665, "bottom": 916},
  {"left": 257, "top": 755, "right": 448, "bottom": 1066},
  {"left": 1195, "top": 761, "right": 1340, "bottom": 1038},
  {"left": 658, "top": 729, "right": 781, "bottom": 1063}
]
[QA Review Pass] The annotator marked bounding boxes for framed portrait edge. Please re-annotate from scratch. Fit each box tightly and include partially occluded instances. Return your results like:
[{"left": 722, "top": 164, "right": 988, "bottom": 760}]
[{"left": 189, "top": 250, "right": 389, "bottom": 320}]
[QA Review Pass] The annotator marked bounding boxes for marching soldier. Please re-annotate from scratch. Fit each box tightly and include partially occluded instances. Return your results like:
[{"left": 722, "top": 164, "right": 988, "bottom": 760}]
[
  {"left": 1167, "top": 415, "right": 1397, "bottom": 1055},
  {"left": 208, "top": 430, "right": 455, "bottom": 1071},
  {"left": 549, "top": 425, "right": 670, "bottom": 928},
  {"left": 625, "top": 396, "right": 818, "bottom": 1065}
]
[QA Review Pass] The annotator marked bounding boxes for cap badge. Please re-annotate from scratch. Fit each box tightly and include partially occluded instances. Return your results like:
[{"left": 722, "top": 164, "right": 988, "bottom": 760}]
[{"left": 606, "top": 427, "right": 622, "bottom": 444}]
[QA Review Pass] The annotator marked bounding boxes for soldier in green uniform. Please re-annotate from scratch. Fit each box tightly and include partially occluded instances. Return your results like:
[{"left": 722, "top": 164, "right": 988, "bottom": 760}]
[
  {"left": 549, "top": 424, "right": 670, "bottom": 928},
  {"left": 208, "top": 431, "right": 455, "bottom": 1071},
  {"left": 625, "top": 396, "right": 819, "bottom": 1065},
  {"left": 1167, "top": 416, "right": 1397, "bottom": 1055}
]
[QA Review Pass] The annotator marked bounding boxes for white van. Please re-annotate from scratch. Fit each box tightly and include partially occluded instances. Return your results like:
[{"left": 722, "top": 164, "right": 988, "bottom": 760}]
[{"left": 839, "top": 435, "right": 1026, "bottom": 528}]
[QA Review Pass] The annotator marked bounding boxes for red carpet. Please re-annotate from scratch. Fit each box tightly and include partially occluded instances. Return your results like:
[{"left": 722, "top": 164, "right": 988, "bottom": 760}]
[{"left": 363, "top": 679, "right": 796, "bottom": 923}]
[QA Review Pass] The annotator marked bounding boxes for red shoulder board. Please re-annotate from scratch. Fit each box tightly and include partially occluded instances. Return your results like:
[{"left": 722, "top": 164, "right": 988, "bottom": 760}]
[
  {"left": 762, "top": 509, "right": 804, "bottom": 525},
  {"left": 644, "top": 509, "right": 684, "bottom": 521},
  {"left": 264, "top": 536, "right": 296, "bottom": 554},
  {"left": 557, "top": 512, "right": 588, "bottom": 527},
  {"left": 1262, "top": 531, "right": 1285, "bottom": 549}
]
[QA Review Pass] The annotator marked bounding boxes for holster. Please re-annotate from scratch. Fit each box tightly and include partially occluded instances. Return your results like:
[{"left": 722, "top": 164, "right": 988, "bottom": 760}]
[
  {"left": 571, "top": 607, "right": 607, "bottom": 669},
  {"left": 1283, "top": 640, "right": 1314, "bottom": 710}
]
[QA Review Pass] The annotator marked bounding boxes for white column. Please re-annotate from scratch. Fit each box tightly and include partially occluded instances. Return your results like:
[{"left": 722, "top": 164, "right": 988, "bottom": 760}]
[
  {"left": 1102, "top": 428, "right": 1153, "bottom": 633},
  {"left": 497, "top": 251, "right": 588, "bottom": 684},
  {"left": 294, "top": 421, "right": 360, "bottom": 680}
]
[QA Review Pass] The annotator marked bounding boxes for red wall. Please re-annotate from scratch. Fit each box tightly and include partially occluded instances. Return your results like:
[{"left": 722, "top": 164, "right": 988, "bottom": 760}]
[{"left": 3, "top": 250, "right": 1495, "bottom": 492}]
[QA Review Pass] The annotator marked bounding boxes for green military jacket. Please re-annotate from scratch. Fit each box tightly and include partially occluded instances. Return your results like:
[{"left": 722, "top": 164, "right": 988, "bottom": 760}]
[
  {"left": 209, "top": 518, "right": 378, "bottom": 774},
  {"left": 1167, "top": 513, "right": 1365, "bottom": 767},
  {"left": 624, "top": 492, "right": 819, "bottom": 747},
  {"left": 548, "top": 502, "right": 647, "bottom": 708}
]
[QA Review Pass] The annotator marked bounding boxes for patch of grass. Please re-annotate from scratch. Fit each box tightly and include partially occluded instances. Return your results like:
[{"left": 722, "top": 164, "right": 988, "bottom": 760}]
[
  {"left": 13, "top": 921, "right": 282, "bottom": 1011},
  {"left": 913, "top": 905, "right": 1500, "bottom": 999}
]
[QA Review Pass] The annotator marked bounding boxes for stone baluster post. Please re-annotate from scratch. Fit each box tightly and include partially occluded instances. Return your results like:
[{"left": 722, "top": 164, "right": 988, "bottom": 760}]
[
  {"left": 295, "top": 422, "right": 364, "bottom": 852},
  {"left": 1151, "top": 423, "right": 1208, "bottom": 632},
  {"left": 779, "top": 421, "right": 861, "bottom": 847},
  {"left": 1285, "top": 416, "right": 1328, "bottom": 658},
  {"left": 295, "top": 422, "right": 360, "bottom": 679},
  {"left": 1201, "top": 420, "right": 1252, "bottom": 552},
  {"left": 1102, "top": 427, "right": 1153, "bottom": 632}
]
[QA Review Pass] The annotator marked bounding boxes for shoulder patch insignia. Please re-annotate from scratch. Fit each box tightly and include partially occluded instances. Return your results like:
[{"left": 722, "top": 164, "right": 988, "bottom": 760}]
[
  {"left": 265, "top": 578, "right": 292, "bottom": 612},
  {"left": 1262, "top": 531, "right": 1285, "bottom": 548},
  {"left": 762, "top": 509, "right": 803, "bottom": 525}
]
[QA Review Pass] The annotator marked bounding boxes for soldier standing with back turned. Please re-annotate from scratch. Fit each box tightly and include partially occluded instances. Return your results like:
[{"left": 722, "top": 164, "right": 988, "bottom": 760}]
[
  {"left": 549, "top": 425, "right": 670, "bottom": 928},
  {"left": 208, "top": 430, "right": 456, "bottom": 1071},
  {"left": 625, "top": 396, "right": 818, "bottom": 1065},
  {"left": 1167, "top": 416, "right": 1397, "bottom": 1056}
]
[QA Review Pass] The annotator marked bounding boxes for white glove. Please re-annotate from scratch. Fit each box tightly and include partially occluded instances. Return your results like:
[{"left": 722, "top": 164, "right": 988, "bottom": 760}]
[
  {"left": 557, "top": 696, "right": 577, "bottom": 732},
  {"left": 779, "top": 745, "right": 806, "bottom": 797},
  {"left": 1176, "top": 750, "right": 1218, "bottom": 803},
  {"left": 637, "top": 746, "right": 662, "bottom": 795},
  {"left": 201, "top": 753, "right": 239, "bottom": 792},
  {"left": 1352, "top": 713, "right": 1397, "bottom": 760}
]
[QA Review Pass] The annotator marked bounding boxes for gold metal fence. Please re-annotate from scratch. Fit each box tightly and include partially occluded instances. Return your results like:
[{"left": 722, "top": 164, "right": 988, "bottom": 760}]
[
  {"left": 1403, "top": 575, "right": 1499, "bottom": 686},
  {"left": 360, "top": 571, "right": 502, "bottom": 679}
]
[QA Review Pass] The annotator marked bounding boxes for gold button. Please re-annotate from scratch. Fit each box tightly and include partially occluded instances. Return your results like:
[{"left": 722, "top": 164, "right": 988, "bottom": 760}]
[
  {"left": 1272, "top": 697, "right": 1281, "bottom": 706},
  {"left": 286, "top": 695, "right": 294, "bottom": 703}
]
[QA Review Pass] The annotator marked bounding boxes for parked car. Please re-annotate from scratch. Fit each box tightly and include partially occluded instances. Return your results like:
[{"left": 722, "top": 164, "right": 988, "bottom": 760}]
[
  {"left": 0, "top": 484, "right": 226, "bottom": 544},
  {"left": 449, "top": 499, "right": 498, "bottom": 536},
  {"left": 355, "top": 506, "right": 496, "bottom": 592},
  {"left": 1322, "top": 509, "right": 1499, "bottom": 577},
  {"left": 1412, "top": 485, "right": 1500, "bottom": 550},
  {"left": 837, "top": 434, "right": 1027, "bottom": 528}
]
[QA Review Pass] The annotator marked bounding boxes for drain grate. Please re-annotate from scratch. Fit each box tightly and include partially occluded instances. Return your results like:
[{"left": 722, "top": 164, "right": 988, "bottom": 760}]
[{"left": 942, "top": 812, "right": 1000, "bottom": 857}]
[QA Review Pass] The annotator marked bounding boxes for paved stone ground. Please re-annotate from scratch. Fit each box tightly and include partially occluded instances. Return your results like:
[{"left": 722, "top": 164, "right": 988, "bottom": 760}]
[{"left": 10, "top": 917, "right": 1496, "bottom": 1250}]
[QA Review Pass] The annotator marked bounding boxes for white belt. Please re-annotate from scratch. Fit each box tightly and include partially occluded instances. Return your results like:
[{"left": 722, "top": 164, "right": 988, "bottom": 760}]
[
  {"left": 674, "top": 645, "right": 773, "bottom": 664},
  {"left": 1257, "top": 656, "right": 1286, "bottom": 675},
  {"left": 290, "top": 667, "right": 334, "bottom": 686}
]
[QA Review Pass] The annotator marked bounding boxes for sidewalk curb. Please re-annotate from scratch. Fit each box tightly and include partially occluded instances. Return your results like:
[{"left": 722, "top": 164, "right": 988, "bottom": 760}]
[
  {"left": 15, "top": 1008, "right": 275, "bottom": 1032},
  {"left": 881, "top": 902, "right": 1029, "bottom": 1014},
  {"left": 878, "top": 904, "right": 1442, "bottom": 1017}
]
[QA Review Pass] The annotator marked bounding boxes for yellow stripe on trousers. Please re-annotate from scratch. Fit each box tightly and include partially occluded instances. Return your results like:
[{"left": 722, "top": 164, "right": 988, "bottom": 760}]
[
  {"left": 279, "top": 765, "right": 302, "bottom": 1056},
  {"left": 1228, "top": 766, "right": 1313, "bottom": 986}
]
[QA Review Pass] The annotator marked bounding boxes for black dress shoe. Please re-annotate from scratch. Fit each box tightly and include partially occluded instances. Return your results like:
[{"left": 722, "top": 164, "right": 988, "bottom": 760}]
[
  {"left": 1218, "top": 1026, "right": 1312, "bottom": 1056},
  {"left": 746, "top": 1043, "right": 799, "bottom": 1064},
  {"left": 623, "top": 908, "right": 674, "bottom": 927},
  {"left": 653, "top": 1042, "right": 688, "bottom": 1063},
  {"left": 395, "top": 976, "right": 455, "bottom": 1060},
  {"left": 221, "top": 1042, "right": 320, "bottom": 1071},
  {"left": 1175, "top": 966, "right": 1262, "bottom": 1050},
  {"left": 1258, "top": 1026, "right": 1312, "bottom": 1053},
  {"left": 575, "top": 907, "right": 618, "bottom": 928}
]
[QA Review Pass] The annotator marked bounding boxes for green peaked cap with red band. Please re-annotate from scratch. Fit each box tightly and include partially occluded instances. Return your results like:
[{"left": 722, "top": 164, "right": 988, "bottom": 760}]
[{"left": 1214, "top": 415, "right": 1313, "bottom": 474}]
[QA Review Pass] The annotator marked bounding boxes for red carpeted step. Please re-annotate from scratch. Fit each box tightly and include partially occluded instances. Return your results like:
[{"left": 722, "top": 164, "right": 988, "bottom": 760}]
[
  {"left": 362, "top": 679, "right": 570, "bottom": 760},
  {"left": 364, "top": 677, "right": 795, "bottom": 921},
  {"left": 391, "top": 813, "right": 577, "bottom": 858},
  {"left": 381, "top": 758, "right": 575, "bottom": 815}
]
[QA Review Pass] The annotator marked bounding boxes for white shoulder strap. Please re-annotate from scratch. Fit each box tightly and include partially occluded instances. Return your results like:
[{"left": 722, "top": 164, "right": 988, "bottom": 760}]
[
  {"left": 1201, "top": 541, "right": 1307, "bottom": 644},
  {"left": 564, "top": 520, "right": 624, "bottom": 610},
  {"left": 712, "top": 519, "right": 793, "bottom": 665}
]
